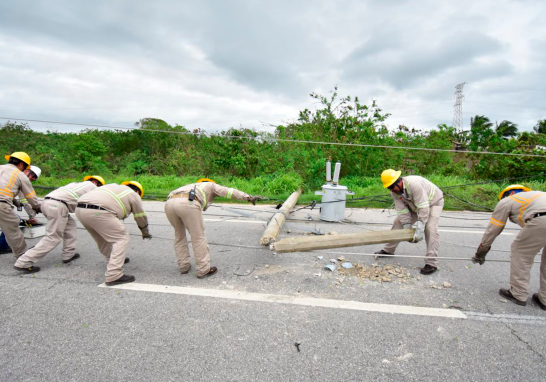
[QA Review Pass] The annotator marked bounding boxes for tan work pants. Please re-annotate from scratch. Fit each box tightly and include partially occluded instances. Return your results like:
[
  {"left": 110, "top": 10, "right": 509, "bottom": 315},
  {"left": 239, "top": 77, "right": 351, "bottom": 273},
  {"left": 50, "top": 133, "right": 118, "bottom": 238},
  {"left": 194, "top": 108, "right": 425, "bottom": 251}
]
[
  {"left": 15, "top": 199, "right": 77, "bottom": 267},
  {"left": 383, "top": 202, "right": 444, "bottom": 267},
  {"left": 0, "top": 202, "right": 27, "bottom": 257},
  {"left": 509, "top": 216, "right": 546, "bottom": 305},
  {"left": 164, "top": 198, "right": 210, "bottom": 277},
  {"left": 75, "top": 207, "right": 129, "bottom": 283}
]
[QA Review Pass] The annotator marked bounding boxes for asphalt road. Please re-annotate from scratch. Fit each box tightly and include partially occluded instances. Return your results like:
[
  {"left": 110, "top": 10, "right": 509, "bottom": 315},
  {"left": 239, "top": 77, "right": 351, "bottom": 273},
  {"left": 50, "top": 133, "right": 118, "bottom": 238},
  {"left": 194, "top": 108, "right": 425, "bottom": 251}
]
[{"left": 1, "top": 202, "right": 545, "bottom": 381}]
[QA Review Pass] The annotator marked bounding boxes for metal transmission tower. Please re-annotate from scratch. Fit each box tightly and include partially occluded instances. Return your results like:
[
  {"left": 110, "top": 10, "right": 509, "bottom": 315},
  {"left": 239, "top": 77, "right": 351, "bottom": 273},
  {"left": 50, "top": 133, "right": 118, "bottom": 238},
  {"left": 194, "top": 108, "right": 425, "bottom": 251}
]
[{"left": 452, "top": 82, "right": 466, "bottom": 129}]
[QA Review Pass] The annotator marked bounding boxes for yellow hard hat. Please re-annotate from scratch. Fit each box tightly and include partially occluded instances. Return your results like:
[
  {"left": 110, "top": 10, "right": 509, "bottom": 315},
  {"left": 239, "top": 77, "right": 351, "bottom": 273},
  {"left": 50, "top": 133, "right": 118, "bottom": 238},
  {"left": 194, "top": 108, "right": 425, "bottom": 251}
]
[
  {"left": 197, "top": 178, "right": 215, "bottom": 183},
  {"left": 498, "top": 184, "right": 531, "bottom": 200},
  {"left": 84, "top": 175, "right": 105, "bottom": 186},
  {"left": 381, "top": 169, "right": 402, "bottom": 188},
  {"left": 121, "top": 180, "right": 144, "bottom": 197},
  {"left": 4, "top": 152, "right": 31, "bottom": 169}
]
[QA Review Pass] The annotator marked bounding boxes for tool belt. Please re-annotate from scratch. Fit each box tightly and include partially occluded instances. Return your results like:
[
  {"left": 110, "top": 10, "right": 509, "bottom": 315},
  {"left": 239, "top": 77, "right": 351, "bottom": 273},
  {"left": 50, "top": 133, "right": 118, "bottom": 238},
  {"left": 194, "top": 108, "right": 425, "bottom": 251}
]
[
  {"left": 533, "top": 212, "right": 546, "bottom": 219},
  {"left": 77, "top": 203, "right": 107, "bottom": 211},
  {"left": 45, "top": 197, "right": 70, "bottom": 209},
  {"left": 169, "top": 193, "right": 202, "bottom": 206}
]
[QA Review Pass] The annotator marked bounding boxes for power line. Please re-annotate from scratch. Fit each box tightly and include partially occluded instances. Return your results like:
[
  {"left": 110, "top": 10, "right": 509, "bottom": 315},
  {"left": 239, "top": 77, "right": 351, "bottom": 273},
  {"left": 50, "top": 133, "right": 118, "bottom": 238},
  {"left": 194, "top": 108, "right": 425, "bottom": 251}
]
[{"left": 3, "top": 116, "right": 546, "bottom": 158}]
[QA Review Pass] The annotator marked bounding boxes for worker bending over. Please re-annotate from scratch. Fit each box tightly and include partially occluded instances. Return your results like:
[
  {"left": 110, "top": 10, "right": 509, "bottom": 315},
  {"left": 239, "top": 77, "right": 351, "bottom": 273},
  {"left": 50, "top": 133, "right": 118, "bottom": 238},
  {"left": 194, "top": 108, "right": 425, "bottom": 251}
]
[
  {"left": 375, "top": 169, "right": 444, "bottom": 275},
  {"left": 0, "top": 164, "right": 41, "bottom": 255},
  {"left": 165, "top": 178, "right": 260, "bottom": 279},
  {"left": 76, "top": 181, "right": 151, "bottom": 286},
  {"left": 472, "top": 185, "right": 546, "bottom": 310},
  {"left": 14, "top": 176, "right": 105, "bottom": 273},
  {"left": 0, "top": 152, "right": 41, "bottom": 262}
]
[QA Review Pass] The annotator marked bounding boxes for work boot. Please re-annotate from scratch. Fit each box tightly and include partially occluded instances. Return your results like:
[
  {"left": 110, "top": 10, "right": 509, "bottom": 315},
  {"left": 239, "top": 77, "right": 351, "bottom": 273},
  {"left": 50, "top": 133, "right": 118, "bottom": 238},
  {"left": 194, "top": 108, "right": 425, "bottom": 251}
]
[
  {"left": 374, "top": 249, "right": 394, "bottom": 258},
  {"left": 420, "top": 264, "right": 438, "bottom": 275},
  {"left": 105, "top": 274, "right": 135, "bottom": 286},
  {"left": 0, "top": 247, "right": 12, "bottom": 255},
  {"left": 13, "top": 265, "right": 40, "bottom": 274},
  {"left": 197, "top": 266, "right": 217, "bottom": 279},
  {"left": 532, "top": 294, "right": 546, "bottom": 311},
  {"left": 180, "top": 265, "right": 191, "bottom": 275},
  {"left": 63, "top": 253, "right": 80, "bottom": 264},
  {"left": 499, "top": 288, "right": 527, "bottom": 306}
]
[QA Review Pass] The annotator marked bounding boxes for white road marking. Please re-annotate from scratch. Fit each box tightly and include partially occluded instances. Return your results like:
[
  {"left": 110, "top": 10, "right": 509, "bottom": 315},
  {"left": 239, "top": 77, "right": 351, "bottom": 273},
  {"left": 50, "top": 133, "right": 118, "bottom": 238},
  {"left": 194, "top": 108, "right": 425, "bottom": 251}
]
[
  {"left": 204, "top": 218, "right": 267, "bottom": 224},
  {"left": 99, "top": 282, "right": 467, "bottom": 319},
  {"left": 439, "top": 229, "right": 514, "bottom": 236}
]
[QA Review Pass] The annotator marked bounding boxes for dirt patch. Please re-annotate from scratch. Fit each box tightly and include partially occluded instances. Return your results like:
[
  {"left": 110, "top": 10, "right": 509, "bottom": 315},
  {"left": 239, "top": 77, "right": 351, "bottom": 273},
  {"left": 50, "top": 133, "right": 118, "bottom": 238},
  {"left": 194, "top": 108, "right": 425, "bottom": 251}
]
[{"left": 339, "top": 263, "right": 413, "bottom": 283}]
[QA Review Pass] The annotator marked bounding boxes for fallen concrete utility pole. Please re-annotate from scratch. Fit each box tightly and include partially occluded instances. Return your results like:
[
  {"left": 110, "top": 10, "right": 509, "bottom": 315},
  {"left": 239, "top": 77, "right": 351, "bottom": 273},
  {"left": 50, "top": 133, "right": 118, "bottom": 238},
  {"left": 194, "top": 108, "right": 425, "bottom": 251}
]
[
  {"left": 260, "top": 188, "right": 302, "bottom": 246},
  {"left": 271, "top": 228, "right": 415, "bottom": 253}
]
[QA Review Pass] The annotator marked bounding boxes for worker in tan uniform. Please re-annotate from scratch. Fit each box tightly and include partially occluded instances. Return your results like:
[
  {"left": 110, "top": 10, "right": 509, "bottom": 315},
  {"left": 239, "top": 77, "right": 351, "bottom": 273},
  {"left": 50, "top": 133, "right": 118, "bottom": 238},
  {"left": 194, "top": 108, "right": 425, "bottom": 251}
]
[
  {"left": 165, "top": 178, "right": 260, "bottom": 278},
  {"left": 472, "top": 185, "right": 546, "bottom": 310},
  {"left": 14, "top": 175, "right": 106, "bottom": 272},
  {"left": 76, "top": 181, "right": 151, "bottom": 286},
  {"left": 1, "top": 165, "right": 41, "bottom": 255},
  {"left": 375, "top": 169, "right": 444, "bottom": 275},
  {"left": 0, "top": 152, "right": 41, "bottom": 268}
]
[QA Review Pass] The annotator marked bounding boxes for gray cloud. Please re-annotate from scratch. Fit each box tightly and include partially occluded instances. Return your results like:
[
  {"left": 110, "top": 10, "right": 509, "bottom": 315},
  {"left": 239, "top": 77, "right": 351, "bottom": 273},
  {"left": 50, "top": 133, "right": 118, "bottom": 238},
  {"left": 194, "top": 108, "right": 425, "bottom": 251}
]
[{"left": 0, "top": 0, "right": 545, "bottom": 132}]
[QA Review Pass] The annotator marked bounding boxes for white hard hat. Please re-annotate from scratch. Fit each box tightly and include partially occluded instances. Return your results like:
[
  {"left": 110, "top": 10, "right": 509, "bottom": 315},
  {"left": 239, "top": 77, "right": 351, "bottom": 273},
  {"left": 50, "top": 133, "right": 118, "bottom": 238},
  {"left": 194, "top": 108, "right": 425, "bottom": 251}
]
[{"left": 30, "top": 165, "right": 41, "bottom": 179}]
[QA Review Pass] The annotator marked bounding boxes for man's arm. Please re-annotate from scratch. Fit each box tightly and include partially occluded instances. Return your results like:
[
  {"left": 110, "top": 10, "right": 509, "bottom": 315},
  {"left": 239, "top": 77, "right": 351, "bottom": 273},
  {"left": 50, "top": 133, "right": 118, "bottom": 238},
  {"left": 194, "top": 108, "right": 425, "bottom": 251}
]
[
  {"left": 409, "top": 183, "right": 430, "bottom": 224},
  {"left": 18, "top": 191, "right": 37, "bottom": 219},
  {"left": 481, "top": 200, "right": 511, "bottom": 248},
  {"left": 18, "top": 174, "right": 40, "bottom": 211},
  {"left": 129, "top": 194, "right": 150, "bottom": 238},
  {"left": 212, "top": 183, "right": 251, "bottom": 202},
  {"left": 393, "top": 192, "right": 413, "bottom": 225}
]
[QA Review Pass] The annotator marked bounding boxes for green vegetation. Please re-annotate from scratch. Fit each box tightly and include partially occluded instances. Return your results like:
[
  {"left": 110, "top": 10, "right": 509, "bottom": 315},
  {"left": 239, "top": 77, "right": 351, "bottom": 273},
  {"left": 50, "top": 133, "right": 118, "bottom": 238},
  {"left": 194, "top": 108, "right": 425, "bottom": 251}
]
[{"left": 2, "top": 88, "right": 546, "bottom": 210}]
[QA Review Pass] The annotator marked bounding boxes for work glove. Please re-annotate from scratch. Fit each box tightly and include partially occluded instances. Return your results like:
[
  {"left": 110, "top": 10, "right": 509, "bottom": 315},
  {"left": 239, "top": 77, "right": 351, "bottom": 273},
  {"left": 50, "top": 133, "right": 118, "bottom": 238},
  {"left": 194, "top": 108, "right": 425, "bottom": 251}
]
[
  {"left": 402, "top": 224, "right": 413, "bottom": 230},
  {"left": 141, "top": 227, "right": 152, "bottom": 241},
  {"left": 33, "top": 205, "right": 42, "bottom": 215},
  {"left": 412, "top": 220, "right": 425, "bottom": 243},
  {"left": 248, "top": 195, "right": 263, "bottom": 206},
  {"left": 472, "top": 244, "right": 491, "bottom": 265}
]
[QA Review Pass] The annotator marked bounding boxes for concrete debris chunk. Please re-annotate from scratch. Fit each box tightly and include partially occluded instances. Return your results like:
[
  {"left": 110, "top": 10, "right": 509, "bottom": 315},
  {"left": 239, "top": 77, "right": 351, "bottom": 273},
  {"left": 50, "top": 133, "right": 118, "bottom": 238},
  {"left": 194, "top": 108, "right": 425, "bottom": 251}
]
[
  {"left": 443, "top": 282, "right": 452, "bottom": 288},
  {"left": 337, "top": 256, "right": 346, "bottom": 262},
  {"left": 329, "top": 259, "right": 337, "bottom": 264},
  {"left": 317, "top": 256, "right": 324, "bottom": 260},
  {"left": 338, "top": 263, "right": 412, "bottom": 283}
]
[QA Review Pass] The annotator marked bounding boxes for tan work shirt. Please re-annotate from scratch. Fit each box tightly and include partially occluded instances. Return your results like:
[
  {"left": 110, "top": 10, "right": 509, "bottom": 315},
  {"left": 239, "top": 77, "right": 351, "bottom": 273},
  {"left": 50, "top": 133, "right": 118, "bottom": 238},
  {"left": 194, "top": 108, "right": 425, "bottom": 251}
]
[
  {"left": 168, "top": 182, "right": 251, "bottom": 211},
  {"left": 46, "top": 181, "right": 97, "bottom": 213},
  {"left": 391, "top": 176, "right": 444, "bottom": 225},
  {"left": 0, "top": 164, "right": 40, "bottom": 210},
  {"left": 481, "top": 191, "right": 546, "bottom": 247},
  {"left": 77, "top": 184, "right": 148, "bottom": 230}
]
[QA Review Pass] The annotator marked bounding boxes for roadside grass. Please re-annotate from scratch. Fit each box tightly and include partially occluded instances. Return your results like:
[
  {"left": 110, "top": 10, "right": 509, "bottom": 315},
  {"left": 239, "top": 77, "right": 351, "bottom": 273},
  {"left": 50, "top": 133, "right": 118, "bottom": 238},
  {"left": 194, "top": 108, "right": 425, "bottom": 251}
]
[{"left": 34, "top": 174, "right": 546, "bottom": 211}]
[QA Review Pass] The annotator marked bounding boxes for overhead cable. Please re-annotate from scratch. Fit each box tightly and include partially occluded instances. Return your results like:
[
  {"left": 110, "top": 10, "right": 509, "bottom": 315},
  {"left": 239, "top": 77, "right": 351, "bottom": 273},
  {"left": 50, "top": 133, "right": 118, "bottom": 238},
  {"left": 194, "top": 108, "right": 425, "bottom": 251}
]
[{"left": 2, "top": 116, "right": 546, "bottom": 158}]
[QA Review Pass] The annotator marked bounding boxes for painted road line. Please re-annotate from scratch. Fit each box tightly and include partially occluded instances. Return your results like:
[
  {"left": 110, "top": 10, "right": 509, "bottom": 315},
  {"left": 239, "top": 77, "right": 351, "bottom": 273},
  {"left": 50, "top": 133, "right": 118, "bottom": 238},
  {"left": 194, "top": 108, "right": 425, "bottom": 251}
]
[
  {"left": 439, "top": 229, "right": 514, "bottom": 236},
  {"left": 99, "top": 282, "right": 467, "bottom": 319},
  {"left": 204, "top": 218, "right": 267, "bottom": 224}
]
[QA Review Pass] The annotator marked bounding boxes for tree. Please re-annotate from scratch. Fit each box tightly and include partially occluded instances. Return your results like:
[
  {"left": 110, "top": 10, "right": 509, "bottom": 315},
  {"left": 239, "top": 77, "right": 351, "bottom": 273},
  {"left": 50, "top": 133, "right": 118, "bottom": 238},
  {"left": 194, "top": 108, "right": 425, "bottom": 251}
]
[
  {"left": 534, "top": 119, "right": 546, "bottom": 134},
  {"left": 469, "top": 115, "right": 495, "bottom": 150},
  {"left": 495, "top": 120, "right": 518, "bottom": 139}
]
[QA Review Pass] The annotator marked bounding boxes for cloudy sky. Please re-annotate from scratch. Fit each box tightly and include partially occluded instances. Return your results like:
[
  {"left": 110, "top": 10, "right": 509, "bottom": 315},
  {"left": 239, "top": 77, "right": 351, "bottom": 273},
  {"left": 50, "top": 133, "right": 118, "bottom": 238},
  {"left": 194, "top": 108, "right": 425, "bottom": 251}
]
[{"left": 1, "top": 0, "right": 545, "bottom": 134}]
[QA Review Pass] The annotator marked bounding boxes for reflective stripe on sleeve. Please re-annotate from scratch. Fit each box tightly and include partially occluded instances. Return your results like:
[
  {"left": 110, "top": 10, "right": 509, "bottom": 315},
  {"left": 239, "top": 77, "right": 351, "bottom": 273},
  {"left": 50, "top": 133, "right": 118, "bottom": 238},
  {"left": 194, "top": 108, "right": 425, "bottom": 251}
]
[
  {"left": 397, "top": 208, "right": 410, "bottom": 215},
  {"left": 134, "top": 212, "right": 147, "bottom": 218},
  {"left": 226, "top": 188, "right": 234, "bottom": 199},
  {"left": 490, "top": 217, "right": 505, "bottom": 227}
]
